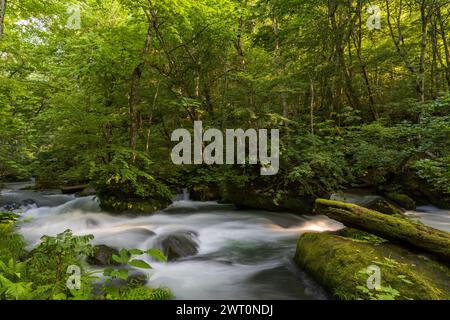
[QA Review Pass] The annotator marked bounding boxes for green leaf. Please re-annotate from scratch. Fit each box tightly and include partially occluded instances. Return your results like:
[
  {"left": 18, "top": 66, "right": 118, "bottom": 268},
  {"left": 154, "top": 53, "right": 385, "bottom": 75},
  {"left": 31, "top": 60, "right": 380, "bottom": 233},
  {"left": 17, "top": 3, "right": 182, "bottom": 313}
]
[
  {"left": 128, "top": 249, "right": 144, "bottom": 255},
  {"left": 129, "top": 259, "right": 152, "bottom": 269},
  {"left": 146, "top": 249, "right": 167, "bottom": 262}
]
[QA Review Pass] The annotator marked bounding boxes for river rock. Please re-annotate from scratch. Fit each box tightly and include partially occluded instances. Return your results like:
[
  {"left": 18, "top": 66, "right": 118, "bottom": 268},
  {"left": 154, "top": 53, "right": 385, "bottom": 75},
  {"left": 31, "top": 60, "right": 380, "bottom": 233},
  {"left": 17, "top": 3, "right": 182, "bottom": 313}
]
[
  {"left": 88, "top": 245, "right": 121, "bottom": 266},
  {"left": 22, "top": 199, "right": 37, "bottom": 207},
  {"left": 86, "top": 218, "right": 100, "bottom": 228},
  {"left": 384, "top": 192, "right": 416, "bottom": 210},
  {"left": 154, "top": 230, "right": 199, "bottom": 261},
  {"left": 330, "top": 192, "right": 402, "bottom": 215},
  {"left": 227, "top": 185, "right": 315, "bottom": 215},
  {"left": 1, "top": 202, "right": 21, "bottom": 211},
  {"left": 294, "top": 232, "right": 450, "bottom": 300},
  {"left": 78, "top": 187, "right": 96, "bottom": 197}
]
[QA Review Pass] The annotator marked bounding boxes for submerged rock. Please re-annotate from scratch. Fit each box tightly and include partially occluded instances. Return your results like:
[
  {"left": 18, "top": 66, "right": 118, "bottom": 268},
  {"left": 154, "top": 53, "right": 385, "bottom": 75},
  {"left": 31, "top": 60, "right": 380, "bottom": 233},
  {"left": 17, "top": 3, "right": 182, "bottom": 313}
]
[
  {"left": 88, "top": 245, "right": 120, "bottom": 266},
  {"left": 294, "top": 232, "right": 450, "bottom": 300},
  {"left": 86, "top": 218, "right": 100, "bottom": 228},
  {"left": 154, "top": 231, "right": 199, "bottom": 261}
]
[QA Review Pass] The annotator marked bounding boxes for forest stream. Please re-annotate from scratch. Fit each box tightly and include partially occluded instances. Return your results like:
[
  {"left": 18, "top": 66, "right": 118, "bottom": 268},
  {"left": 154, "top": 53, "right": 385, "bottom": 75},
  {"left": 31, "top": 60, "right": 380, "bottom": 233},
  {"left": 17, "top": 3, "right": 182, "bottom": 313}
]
[{"left": 1, "top": 182, "right": 449, "bottom": 300}]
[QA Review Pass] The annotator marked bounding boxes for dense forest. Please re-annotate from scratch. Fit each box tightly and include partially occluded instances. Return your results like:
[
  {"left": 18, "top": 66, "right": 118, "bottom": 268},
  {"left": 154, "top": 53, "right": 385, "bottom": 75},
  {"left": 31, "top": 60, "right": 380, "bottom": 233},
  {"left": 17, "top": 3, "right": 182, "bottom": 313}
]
[{"left": 0, "top": 0, "right": 449, "bottom": 301}]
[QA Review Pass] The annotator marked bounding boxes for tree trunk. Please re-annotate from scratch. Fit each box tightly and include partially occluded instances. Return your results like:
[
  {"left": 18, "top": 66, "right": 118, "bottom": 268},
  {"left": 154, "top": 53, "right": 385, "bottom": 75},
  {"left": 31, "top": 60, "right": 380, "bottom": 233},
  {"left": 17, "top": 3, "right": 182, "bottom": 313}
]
[
  {"left": 419, "top": 1, "right": 430, "bottom": 102},
  {"left": 436, "top": 7, "right": 450, "bottom": 88},
  {"left": 314, "top": 199, "right": 450, "bottom": 263},
  {"left": 355, "top": 0, "right": 377, "bottom": 120},
  {"left": 310, "top": 79, "right": 315, "bottom": 135},
  {"left": 129, "top": 8, "right": 157, "bottom": 161},
  {"left": 235, "top": 0, "right": 246, "bottom": 68},
  {"left": 0, "top": 0, "right": 6, "bottom": 38},
  {"left": 385, "top": 0, "right": 423, "bottom": 99}
]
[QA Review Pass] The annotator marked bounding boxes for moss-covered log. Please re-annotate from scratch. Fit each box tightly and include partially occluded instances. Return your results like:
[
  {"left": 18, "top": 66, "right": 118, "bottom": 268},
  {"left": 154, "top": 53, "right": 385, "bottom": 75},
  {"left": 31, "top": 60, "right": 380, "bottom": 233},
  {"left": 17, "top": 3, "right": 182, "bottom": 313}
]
[
  {"left": 315, "top": 199, "right": 450, "bottom": 263},
  {"left": 294, "top": 232, "right": 450, "bottom": 300}
]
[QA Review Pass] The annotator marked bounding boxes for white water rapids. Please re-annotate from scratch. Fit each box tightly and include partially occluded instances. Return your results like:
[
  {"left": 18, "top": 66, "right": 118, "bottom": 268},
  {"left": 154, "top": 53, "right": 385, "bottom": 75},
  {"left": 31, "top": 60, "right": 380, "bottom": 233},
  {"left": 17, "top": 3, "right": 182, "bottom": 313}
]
[{"left": 1, "top": 182, "right": 449, "bottom": 299}]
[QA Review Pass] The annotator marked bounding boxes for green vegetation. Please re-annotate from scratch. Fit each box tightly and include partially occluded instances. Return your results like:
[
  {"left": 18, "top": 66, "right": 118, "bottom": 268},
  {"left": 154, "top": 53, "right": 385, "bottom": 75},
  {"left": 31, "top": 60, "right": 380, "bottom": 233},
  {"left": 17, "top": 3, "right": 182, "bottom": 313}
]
[
  {"left": 0, "top": 216, "right": 170, "bottom": 300},
  {"left": 1, "top": 0, "right": 449, "bottom": 301},
  {"left": 0, "top": 0, "right": 448, "bottom": 210}
]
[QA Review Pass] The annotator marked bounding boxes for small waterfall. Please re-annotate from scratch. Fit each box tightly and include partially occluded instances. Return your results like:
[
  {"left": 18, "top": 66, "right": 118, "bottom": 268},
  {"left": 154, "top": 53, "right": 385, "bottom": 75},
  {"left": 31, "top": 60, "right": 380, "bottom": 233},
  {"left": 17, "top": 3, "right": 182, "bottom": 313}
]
[
  {"left": 175, "top": 188, "right": 190, "bottom": 201},
  {"left": 182, "top": 188, "right": 190, "bottom": 201}
]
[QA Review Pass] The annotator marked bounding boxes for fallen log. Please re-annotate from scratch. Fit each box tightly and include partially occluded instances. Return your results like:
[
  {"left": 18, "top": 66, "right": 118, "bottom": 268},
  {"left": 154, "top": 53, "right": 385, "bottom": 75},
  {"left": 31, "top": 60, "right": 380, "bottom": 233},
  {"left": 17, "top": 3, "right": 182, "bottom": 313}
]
[{"left": 314, "top": 199, "right": 450, "bottom": 263}]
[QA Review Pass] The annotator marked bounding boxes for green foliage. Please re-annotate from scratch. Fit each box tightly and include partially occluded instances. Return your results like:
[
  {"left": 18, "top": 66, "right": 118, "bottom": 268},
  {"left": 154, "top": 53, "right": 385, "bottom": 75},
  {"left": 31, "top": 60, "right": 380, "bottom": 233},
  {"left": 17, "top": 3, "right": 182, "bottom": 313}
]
[
  {"left": 0, "top": 224, "right": 170, "bottom": 300},
  {"left": 89, "top": 148, "right": 173, "bottom": 213},
  {"left": 25, "top": 230, "right": 95, "bottom": 288},
  {"left": 100, "top": 247, "right": 168, "bottom": 300},
  {"left": 413, "top": 158, "right": 450, "bottom": 195}
]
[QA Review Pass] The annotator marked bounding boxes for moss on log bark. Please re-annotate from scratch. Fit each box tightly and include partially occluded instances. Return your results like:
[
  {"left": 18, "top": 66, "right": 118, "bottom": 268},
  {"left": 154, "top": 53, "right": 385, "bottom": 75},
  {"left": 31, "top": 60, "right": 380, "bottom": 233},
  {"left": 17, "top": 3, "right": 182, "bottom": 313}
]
[
  {"left": 315, "top": 199, "right": 450, "bottom": 263},
  {"left": 295, "top": 232, "right": 450, "bottom": 300}
]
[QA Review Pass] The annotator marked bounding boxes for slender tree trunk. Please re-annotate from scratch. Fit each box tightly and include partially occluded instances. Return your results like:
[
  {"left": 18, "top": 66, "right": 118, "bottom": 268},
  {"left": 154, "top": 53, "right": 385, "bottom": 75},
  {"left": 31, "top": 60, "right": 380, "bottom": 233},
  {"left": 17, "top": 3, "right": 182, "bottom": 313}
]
[
  {"left": 355, "top": 0, "right": 377, "bottom": 119},
  {"left": 129, "top": 7, "right": 157, "bottom": 161},
  {"left": 419, "top": 1, "right": 430, "bottom": 102},
  {"left": 0, "top": 0, "right": 6, "bottom": 38},
  {"left": 329, "top": 0, "right": 359, "bottom": 111},
  {"left": 235, "top": 0, "right": 246, "bottom": 68},
  {"left": 310, "top": 79, "right": 315, "bottom": 135},
  {"left": 436, "top": 7, "right": 450, "bottom": 88},
  {"left": 430, "top": 17, "right": 441, "bottom": 97},
  {"left": 145, "top": 81, "right": 160, "bottom": 153},
  {"left": 386, "top": 0, "right": 423, "bottom": 99}
]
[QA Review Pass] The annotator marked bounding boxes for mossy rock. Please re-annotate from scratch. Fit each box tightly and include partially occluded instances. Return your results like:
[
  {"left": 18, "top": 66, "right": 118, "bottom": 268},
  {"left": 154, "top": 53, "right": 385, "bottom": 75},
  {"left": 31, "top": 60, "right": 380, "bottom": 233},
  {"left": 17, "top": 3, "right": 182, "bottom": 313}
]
[
  {"left": 227, "top": 186, "right": 315, "bottom": 215},
  {"left": 330, "top": 192, "right": 403, "bottom": 216},
  {"left": 315, "top": 199, "right": 450, "bottom": 262},
  {"left": 294, "top": 232, "right": 450, "bottom": 300},
  {"left": 385, "top": 193, "right": 416, "bottom": 210},
  {"left": 99, "top": 196, "right": 171, "bottom": 214}
]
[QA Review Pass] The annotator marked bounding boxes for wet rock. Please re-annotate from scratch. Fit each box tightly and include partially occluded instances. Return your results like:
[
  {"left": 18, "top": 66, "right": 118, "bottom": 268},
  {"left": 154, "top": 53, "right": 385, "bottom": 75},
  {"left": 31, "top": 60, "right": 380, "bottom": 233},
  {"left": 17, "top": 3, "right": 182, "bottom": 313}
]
[
  {"left": 78, "top": 187, "right": 96, "bottom": 197},
  {"left": 86, "top": 218, "right": 100, "bottom": 228},
  {"left": 227, "top": 186, "right": 315, "bottom": 215},
  {"left": 330, "top": 193, "right": 402, "bottom": 215},
  {"left": 88, "top": 245, "right": 120, "bottom": 266},
  {"left": 1, "top": 202, "right": 21, "bottom": 211},
  {"left": 154, "top": 231, "right": 199, "bottom": 261},
  {"left": 22, "top": 199, "right": 37, "bottom": 207},
  {"left": 384, "top": 192, "right": 416, "bottom": 210},
  {"left": 116, "top": 228, "right": 156, "bottom": 241}
]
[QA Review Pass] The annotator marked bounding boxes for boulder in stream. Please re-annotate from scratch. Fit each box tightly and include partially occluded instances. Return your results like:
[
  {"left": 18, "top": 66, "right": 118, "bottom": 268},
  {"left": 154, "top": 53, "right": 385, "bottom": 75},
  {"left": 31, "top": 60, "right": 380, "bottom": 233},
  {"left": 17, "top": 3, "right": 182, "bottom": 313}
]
[
  {"left": 295, "top": 232, "right": 450, "bottom": 300},
  {"left": 330, "top": 192, "right": 403, "bottom": 215},
  {"left": 154, "top": 231, "right": 199, "bottom": 261},
  {"left": 88, "top": 245, "right": 121, "bottom": 266}
]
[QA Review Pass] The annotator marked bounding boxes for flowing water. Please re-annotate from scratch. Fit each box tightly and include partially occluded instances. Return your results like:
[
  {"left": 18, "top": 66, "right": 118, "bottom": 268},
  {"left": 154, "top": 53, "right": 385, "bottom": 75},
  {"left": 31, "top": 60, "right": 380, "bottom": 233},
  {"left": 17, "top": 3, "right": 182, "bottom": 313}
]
[{"left": 1, "top": 182, "right": 449, "bottom": 299}]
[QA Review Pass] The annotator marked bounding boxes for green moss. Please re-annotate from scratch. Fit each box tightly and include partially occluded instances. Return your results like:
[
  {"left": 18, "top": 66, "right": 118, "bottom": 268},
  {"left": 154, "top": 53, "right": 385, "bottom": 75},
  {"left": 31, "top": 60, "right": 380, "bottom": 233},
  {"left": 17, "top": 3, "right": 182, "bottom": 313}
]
[
  {"left": 228, "top": 187, "right": 314, "bottom": 214},
  {"left": 368, "top": 198, "right": 403, "bottom": 216},
  {"left": 294, "top": 232, "right": 450, "bottom": 300},
  {"left": 334, "top": 228, "right": 386, "bottom": 244},
  {"left": 385, "top": 193, "right": 416, "bottom": 210},
  {"left": 315, "top": 199, "right": 450, "bottom": 262},
  {"left": 99, "top": 196, "right": 170, "bottom": 214}
]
